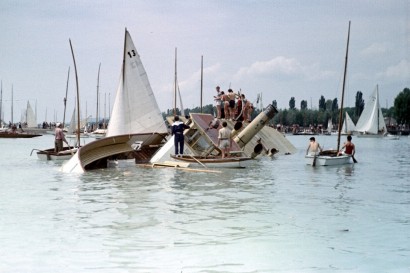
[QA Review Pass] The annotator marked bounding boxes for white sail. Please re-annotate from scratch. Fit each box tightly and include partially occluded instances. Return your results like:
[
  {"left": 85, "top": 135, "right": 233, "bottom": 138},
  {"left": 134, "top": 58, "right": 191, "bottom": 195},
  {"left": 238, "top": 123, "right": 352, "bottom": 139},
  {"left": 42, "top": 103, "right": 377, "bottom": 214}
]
[
  {"left": 21, "top": 101, "right": 37, "bottom": 128},
  {"left": 67, "top": 108, "right": 76, "bottom": 135},
  {"left": 355, "top": 85, "right": 387, "bottom": 135},
  {"left": 106, "top": 29, "right": 167, "bottom": 137},
  {"left": 341, "top": 112, "right": 356, "bottom": 134},
  {"left": 327, "top": 118, "right": 333, "bottom": 133}
]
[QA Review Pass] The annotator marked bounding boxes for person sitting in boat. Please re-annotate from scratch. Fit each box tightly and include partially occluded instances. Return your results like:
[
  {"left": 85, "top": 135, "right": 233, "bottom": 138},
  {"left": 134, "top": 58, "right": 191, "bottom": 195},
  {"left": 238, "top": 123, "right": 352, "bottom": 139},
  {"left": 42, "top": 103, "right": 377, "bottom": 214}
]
[
  {"left": 207, "top": 118, "right": 220, "bottom": 130},
  {"left": 338, "top": 135, "right": 355, "bottom": 156},
  {"left": 171, "top": 116, "right": 190, "bottom": 156},
  {"left": 55, "top": 123, "right": 69, "bottom": 153},
  {"left": 218, "top": 121, "right": 232, "bottom": 158},
  {"left": 10, "top": 124, "right": 17, "bottom": 133},
  {"left": 306, "top": 136, "right": 322, "bottom": 156}
]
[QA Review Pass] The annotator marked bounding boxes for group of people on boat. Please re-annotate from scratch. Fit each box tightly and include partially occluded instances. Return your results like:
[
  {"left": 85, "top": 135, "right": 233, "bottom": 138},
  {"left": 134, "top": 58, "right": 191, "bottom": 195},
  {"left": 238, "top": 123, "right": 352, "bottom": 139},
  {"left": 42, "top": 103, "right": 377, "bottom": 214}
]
[{"left": 213, "top": 86, "right": 254, "bottom": 122}]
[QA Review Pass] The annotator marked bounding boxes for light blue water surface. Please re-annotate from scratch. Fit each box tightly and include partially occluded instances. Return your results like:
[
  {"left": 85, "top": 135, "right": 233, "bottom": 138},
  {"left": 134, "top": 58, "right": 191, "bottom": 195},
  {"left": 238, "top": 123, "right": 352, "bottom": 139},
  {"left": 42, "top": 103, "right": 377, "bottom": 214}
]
[{"left": 0, "top": 134, "right": 409, "bottom": 273}]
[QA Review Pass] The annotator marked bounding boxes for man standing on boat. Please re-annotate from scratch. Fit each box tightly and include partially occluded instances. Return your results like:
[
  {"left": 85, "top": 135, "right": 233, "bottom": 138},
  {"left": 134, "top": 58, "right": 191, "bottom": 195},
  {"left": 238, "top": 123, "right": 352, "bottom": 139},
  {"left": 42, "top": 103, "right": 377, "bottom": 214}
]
[
  {"left": 54, "top": 123, "right": 69, "bottom": 153},
  {"left": 213, "top": 86, "right": 222, "bottom": 119},
  {"left": 171, "top": 116, "right": 190, "bottom": 156},
  {"left": 306, "top": 137, "right": 322, "bottom": 156},
  {"left": 218, "top": 121, "right": 232, "bottom": 158}
]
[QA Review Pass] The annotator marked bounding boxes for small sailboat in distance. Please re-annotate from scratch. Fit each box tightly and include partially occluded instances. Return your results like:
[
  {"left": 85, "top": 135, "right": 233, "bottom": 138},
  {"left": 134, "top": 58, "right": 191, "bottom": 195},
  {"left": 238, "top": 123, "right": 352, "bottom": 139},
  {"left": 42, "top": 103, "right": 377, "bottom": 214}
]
[{"left": 355, "top": 85, "right": 387, "bottom": 138}]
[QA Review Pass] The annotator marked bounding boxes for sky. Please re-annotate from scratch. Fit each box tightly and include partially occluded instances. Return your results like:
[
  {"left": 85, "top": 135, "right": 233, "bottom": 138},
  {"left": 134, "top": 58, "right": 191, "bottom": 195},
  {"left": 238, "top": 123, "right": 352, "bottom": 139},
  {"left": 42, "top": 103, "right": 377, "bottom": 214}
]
[{"left": 0, "top": 0, "right": 409, "bottom": 124}]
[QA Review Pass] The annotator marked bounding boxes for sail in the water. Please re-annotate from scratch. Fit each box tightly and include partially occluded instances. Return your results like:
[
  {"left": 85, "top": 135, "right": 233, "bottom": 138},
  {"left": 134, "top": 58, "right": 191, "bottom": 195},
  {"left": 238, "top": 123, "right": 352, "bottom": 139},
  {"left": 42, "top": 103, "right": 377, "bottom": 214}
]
[
  {"left": 355, "top": 85, "right": 387, "bottom": 135},
  {"left": 106, "top": 29, "right": 167, "bottom": 137}
]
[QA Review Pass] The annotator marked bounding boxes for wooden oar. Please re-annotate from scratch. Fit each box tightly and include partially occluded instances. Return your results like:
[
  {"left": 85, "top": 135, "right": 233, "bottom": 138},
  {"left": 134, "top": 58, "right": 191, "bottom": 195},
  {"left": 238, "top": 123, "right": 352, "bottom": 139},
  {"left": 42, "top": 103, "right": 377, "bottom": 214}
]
[
  {"left": 351, "top": 154, "right": 358, "bottom": 163},
  {"left": 188, "top": 154, "right": 207, "bottom": 168},
  {"left": 65, "top": 141, "right": 74, "bottom": 155}
]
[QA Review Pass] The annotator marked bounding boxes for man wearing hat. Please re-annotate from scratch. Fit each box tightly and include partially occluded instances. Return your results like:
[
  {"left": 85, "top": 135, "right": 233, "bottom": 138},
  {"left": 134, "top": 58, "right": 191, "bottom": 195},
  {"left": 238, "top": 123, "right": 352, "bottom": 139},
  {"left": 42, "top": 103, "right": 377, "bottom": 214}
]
[{"left": 55, "top": 123, "right": 69, "bottom": 153}]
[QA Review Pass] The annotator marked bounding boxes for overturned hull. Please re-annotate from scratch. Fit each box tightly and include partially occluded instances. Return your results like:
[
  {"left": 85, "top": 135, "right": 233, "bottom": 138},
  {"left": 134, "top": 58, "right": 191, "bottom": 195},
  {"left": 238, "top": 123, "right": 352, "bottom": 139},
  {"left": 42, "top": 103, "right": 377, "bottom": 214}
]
[
  {"left": 61, "top": 133, "right": 167, "bottom": 173},
  {"left": 233, "top": 104, "right": 278, "bottom": 148},
  {"left": 150, "top": 104, "right": 296, "bottom": 167}
]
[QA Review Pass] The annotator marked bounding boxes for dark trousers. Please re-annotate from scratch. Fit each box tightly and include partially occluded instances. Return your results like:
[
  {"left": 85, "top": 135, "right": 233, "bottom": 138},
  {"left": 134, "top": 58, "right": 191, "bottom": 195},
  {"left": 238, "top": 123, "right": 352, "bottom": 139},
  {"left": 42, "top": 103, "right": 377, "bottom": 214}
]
[{"left": 174, "top": 134, "right": 184, "bottom": 155}]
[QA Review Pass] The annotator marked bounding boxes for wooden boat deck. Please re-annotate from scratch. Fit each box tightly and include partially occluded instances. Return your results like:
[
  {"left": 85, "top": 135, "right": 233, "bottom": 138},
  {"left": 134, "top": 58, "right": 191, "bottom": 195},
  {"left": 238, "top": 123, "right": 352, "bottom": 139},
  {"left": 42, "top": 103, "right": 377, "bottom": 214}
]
[{"left": 186, "top": 114, "right": 242, "bottom": 156}]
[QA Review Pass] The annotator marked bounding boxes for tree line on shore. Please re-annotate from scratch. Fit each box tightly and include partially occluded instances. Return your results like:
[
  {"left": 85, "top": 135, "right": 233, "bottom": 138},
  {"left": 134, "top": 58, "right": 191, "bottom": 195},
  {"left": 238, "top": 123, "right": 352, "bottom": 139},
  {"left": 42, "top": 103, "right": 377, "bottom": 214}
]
[{"left": 163, "top": 87, "right": 410, "bottom": 129}]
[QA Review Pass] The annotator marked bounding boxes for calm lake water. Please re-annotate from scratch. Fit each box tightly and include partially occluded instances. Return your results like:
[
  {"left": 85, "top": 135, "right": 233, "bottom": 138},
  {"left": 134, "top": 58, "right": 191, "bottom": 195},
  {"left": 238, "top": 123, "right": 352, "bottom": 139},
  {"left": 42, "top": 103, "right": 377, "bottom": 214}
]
[{"left": 0, "top": 134, "right": 409, "bottom": 273}]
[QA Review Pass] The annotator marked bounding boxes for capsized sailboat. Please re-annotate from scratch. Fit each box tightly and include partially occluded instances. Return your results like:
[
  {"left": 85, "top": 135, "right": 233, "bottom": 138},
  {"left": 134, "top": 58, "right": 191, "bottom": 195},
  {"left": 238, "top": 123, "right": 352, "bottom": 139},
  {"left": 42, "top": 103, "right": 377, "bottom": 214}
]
[
  {"left": 355, "top": 85, "right": 387, "bottom": 138},
  {"left": 306, "top": 21, "right": 353, "bottom": 166},
  {"left": 151, "top": 104, "right": 285, "bottom": 168},
  {"left": 61, "top": 28, "right": 168, "bottom": 173}
]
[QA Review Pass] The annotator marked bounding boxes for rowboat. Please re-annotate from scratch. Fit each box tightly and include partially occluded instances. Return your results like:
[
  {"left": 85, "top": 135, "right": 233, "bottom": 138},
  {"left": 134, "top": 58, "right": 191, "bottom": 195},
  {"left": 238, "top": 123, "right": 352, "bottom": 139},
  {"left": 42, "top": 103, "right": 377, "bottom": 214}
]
[
  {"left": 170, "top": 154, "right": 252, "bottom": 168},
  {"left": 31, "top": 147, "right": 77, "bottom": 161},
  {"left": 305, "top": 150, "right": 351, "bottom": 166},
  {"left": 0, "top": 131, "right": 41, "bottom": 138}
]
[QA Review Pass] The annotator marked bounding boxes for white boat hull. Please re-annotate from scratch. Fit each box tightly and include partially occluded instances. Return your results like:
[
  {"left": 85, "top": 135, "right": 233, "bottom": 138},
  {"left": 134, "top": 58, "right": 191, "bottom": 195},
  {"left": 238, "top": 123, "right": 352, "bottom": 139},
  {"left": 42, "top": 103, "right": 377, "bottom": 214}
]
[
  {"left": 61, "top": 133, "right": 166, "bottom": 173},
  {"left": 33, "top": 147, "right": 77, "bottom": 161},
  {"left": 305, "top": 154, "right": 351, "bottom": 166},
  {"left": 356, "top": 133, "right": 384, "bottom": 138}
]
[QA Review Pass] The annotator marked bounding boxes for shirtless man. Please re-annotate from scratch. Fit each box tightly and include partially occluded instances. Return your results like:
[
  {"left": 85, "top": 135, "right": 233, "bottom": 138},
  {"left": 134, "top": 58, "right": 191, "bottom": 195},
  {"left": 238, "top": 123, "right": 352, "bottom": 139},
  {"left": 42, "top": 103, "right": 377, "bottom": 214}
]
[
  {"left": 339, "top": 135, "right": 355, "bottom": 156},
  {"left": 213, "top": 86, "right": 222, "bottom": 118},
  {"left": 306, "top": 137, "right": 322, "bottom": 156}
]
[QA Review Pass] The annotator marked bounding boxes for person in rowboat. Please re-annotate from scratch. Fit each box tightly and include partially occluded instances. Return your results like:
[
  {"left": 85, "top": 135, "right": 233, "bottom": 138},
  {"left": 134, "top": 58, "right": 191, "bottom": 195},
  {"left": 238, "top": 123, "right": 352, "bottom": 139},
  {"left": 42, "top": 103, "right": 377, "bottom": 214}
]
[
  {"left": 55, "top": 123, "right": 69, "bottom": 153},
  {"left": 338, "top": 135, "right": 355, "bottom": 156},
  {"left": 218, "top": 121, "right": 232, "bottom": 158},
  {"left": 306, "top": 136, "right": 322, "bottom": 156}
]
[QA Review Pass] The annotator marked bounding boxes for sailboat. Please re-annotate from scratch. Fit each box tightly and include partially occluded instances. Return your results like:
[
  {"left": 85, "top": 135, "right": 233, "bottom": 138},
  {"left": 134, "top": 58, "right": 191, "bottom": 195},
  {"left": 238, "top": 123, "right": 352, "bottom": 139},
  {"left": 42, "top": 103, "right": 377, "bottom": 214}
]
[
  {"left": 323, "top": 118, "right": 333, "bottom": 135},
  {"left": 306, "top": 21, "right": 353, "bottom": 166},
  {"left": 23, "top": 101, "right": 37, "bottom": 128},
  {"left": 355, "top": 85, "right": 387, "bottom": 138},
  {"left": 65, "top": 106, "right": 91, "bottom": 139},
  {"left": 0, "top": 87, "right": 41, "bottom": 138},
  {"left": 32, "top": 42, "right": 80, "bottom": 160},
  {"left": 341, "top": 112, "right": 356, "bottom": 135},
  {"left": 61, "top": 28, "right": 168, "bottom": 173}
]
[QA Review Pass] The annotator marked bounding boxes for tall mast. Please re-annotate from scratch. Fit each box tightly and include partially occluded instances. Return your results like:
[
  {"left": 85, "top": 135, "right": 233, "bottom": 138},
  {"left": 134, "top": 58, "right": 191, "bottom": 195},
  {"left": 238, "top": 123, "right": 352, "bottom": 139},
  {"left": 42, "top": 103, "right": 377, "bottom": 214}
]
[
  {"left": 62, "top": 66, "right": 70, "bottom": 128},
  {"left": 337, "top": 21, "right": 351, "bottom": 151},
  {"left": 69, "top": 39, "right": 81, "bottom": 147},
  {"left": 200, "top": 55, "right": 203, "bottom": 113},
  {"left": 11, "top": 85, "right": 13, "bottom": 124},
  {"left": 0, "top": 80, "right": 2, "bottom": 124},
  {"left": 173, "top": 47, "right": 177, "bottom": 116},
  {"left": 104, "top": 92, "right": 106, "bottom": 129},
  {"left": 96, "top": 63, "right": 101, "bottom": 129},
  {"left": 376, "top": 84, "right": 379, "bottom": 132}
]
